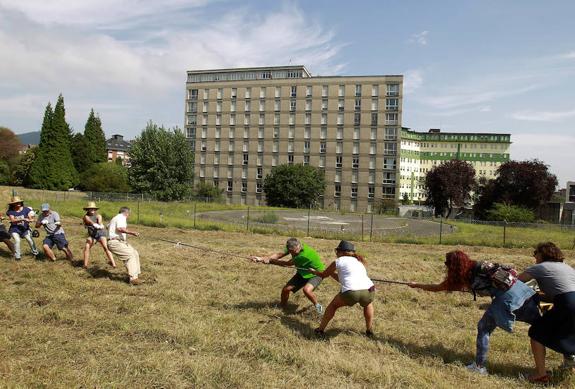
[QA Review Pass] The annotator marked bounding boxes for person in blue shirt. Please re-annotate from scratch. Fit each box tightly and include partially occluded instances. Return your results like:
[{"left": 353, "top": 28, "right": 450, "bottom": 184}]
[{"left": 6, "top": 196, "right": 38, "bottom": 260}]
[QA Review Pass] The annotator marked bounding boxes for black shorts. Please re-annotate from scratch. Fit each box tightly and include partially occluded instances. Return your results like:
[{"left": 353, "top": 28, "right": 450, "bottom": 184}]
[
  {"left": 285, "top": 273, "right": 322, "bottom": 293},
  {"left": 0, "top": 227, "right": 10, "bottom": 241},
  {"left": 43, "top": 234, "right": 68, "bottom": 250}
]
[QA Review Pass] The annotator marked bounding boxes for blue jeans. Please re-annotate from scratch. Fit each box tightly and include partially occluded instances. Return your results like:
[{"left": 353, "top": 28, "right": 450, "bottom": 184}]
[{"left": 475, "top": 295, "right": 541, "bottom": 366}]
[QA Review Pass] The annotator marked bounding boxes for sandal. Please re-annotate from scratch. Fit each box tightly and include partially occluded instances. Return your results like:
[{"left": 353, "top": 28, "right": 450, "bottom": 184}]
[{"left": 527, "top": 374, "right": 550, "bottom": 384}]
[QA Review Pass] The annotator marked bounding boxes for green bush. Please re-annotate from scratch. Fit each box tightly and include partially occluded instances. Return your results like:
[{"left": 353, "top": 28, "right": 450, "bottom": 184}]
[
  {"left": 255, "top": 211, "right": 279, "bottom": 224},
  {"left": 486, "top": 202, "right": 535, "bottom": 223}
]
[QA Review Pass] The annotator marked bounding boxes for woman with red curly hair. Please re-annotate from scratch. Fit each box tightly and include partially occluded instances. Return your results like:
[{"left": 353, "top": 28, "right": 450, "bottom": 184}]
[{"left": 409, "top": 250, "right": 540, "bottom": 376}]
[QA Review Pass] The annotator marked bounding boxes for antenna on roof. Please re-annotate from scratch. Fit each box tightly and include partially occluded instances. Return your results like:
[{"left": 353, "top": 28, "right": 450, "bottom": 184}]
[{"left": 288, "top": 58, "right": 292, "bottom": 65}]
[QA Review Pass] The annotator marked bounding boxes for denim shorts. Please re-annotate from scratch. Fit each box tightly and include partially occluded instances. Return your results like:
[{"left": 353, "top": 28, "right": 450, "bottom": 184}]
[{"left": 43, "top": 234, "right": 68, "bottom": 250}]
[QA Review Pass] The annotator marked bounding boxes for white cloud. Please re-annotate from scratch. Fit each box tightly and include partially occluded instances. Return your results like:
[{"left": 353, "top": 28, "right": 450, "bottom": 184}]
[
  {"left": 559, "top": 51, "right": 575, "bottom": 59},
  {"left": 403, "top": 69, "right": 423, "bottom": 94},
  {"left": 510, "top": 108, "right": 575, "bottom": 122},
  {"left": 409, "top": 30, "right": 428, "bottom": 46}
]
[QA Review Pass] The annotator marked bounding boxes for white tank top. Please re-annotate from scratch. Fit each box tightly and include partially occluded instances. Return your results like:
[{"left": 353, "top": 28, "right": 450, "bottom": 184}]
[{"left": 336, "top": 256, "right": 374, "bottom": 293}]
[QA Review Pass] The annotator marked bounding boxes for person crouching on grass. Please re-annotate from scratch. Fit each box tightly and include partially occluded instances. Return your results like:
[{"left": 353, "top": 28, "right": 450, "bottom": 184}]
[
  {"left": 107, "top": 207, "right": 142, "bottom": 285},
  {"left": 35, "top": 203, "right": 74, "bottom": 262},
  {"left": 82, "top": 201, "right": 116, "bottom": 269},
  {"left": 308, "top": 240, "right": 375, "bottom": 337},
  {"left": 0, "top": 212, "right": 16, "bottom": 258},
  {"left": 408, "top": 250, "right": 540, "bottom": 376},
  {"left": 250, "top": 238, "right": 330, "bottom": 315}
]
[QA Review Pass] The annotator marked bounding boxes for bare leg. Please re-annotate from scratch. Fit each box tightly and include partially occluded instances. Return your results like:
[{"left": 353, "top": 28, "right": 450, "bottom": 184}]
[
  {"left": 3, "top": 240, "right": 15, "bottom": 256},
  {"left": 43, "top": 244, "right": 56, "bottom": 261},
  {"left": 302, "top": 283, "right": 318, "bottom": 306},
  {"left": 99, "top": 238, "right": 116, "bottom": 267},
  {"left": 363, "top": 303, "right": 374, "bottom": 332},
  {"left": 530, "top": 338, "right": 547, "bottom": 377},
  {"left": 318, "top": 294, "right": 347, "bottom": 331},
  {"left": 280, "top": 285, "right": 295, "bottom": 307},
  {"left": 63, "top": 246, "right": 74, "bottom": 261},
  {"left": 83, "top": 239, "right": 94, "bottom": 268}
]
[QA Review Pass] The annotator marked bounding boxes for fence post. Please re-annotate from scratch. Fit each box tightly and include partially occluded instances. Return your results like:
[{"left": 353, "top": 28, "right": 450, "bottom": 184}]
[
  {"left": 503, "top": 220, "right": 507, "bottom": 246},
  {"left": 160, "top": 211, "right": 163, "bottom": 225},
  {"left": 247, "top": 207, "right": 250, "bottom": 231},
  {"left": 439, "top": 216, "right": 443, "bottom": 244},
  {"left": 361, "top": 214, "right": 364, "bottom": 241},
  {"left": 137, "top": 200, "right": 140, "bottom": 224},
  {"left": 193, "top": 202, "right": 197, "bottom": 228},
  {"left": 369, "top": 213, "right": 374, "bottom": 241},
  {"left": 307, "top": 204, "right": 311, "bottom": 236}
]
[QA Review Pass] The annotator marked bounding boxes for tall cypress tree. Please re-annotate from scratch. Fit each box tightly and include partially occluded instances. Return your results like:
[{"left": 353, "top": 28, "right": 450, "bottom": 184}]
[
  {"left": 84, "top": 109, "right": 107, "bottom": 164},
  {"left": 28, "top": 95, "right": 79, "bottom": 189}
]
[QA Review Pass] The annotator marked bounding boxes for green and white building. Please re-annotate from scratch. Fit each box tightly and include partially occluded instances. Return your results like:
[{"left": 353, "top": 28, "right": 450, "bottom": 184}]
[{"left": 399, "top": 128, "right": 511, "bottom": 202}]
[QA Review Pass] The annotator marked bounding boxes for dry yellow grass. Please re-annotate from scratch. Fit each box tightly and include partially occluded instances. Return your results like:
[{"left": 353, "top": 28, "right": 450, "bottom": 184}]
[{"left": 0, "top": 217, "right": 574, "bottom": 388}]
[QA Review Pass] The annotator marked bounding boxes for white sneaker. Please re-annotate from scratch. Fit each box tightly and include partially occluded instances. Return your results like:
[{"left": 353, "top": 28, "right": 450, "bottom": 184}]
[
  {"left": 315, "top": 303, "right": 323, "bottom": 315},
  {"left": 466, "top": 362, "right": 488, "bottom": 375}
]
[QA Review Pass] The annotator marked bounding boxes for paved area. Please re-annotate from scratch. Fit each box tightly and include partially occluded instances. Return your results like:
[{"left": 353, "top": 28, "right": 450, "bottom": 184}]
[{"left": 199, "top": 209, "right": 455, "bottom": 238}]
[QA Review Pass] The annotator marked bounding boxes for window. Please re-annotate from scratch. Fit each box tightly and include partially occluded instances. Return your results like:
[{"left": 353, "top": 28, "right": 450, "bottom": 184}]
[
  {"left": 304, "top": 127, "right": 311, "bottom": 139},
  {"left": 322, "top": 85, "right": 328, "bottom": 97},
  {"left": 257, "top": 167, "right": 263, "bottom": 179},
  {"left": 243, "top": 153, "right": 248, "bottom": 165},
  {"left": 203, "top": 89, "right": 209, "bottom": 99},
  {"left": 386, "top": 98, "right": 399, "bottom": 110},
  {"left": 245, "top": 100, "right": 251, "bottom": 112},
  {"left": 353, "top": 143, "right": 359, "bottom": 155},
  {"left": 368, "top": 186, "right": 375, "bottom": 198},
  {"left": 228, "top": 140, "right": 234, "bottom": 152},
  {"left": 305, "top": 113, "right": 311, "bottom": 125},
  {"left": 202, "top": 102, "right": 208, "bottom": 113},
  {"left": 256, "top": 182, "right": 263, "bottom": 193},
  {"left": 355, "top": 98, "right": 361, "bottom": 111},
  {"left": 335, "top": 171, "right": 341, "bottom": 182},
  {"left": 190, "top": 89, "right": 198, "bottom": 100},
  {"left": 229, "top": 127, "right": 235, "bottom": 138},
  {"left": 321, "top": 99, "right": 328, "bottom": 111},
  {"left": 290, "top": 86, "right": 297, "bottom": 97},
  {"left": 384, "top": 127, "right": 397, "bottom": 139},
  {"left": 214, "top": 153, "right": 220, "bottom": 165},
  {"left": 288, "top": 154, "right": 294, "bottom": 164},
  {"left": 243, "top": 128, "right": 249, "bottom": 140},
  {"left": 188, "top": 101, "right": 197, "bottom": 112},
  {"left": 351, "top": 186, "right": 358, "bottom": 198},
  {"left": 259, "top": 101, "right": 265, "bottom": 112},
  {"left": 336, "top": 127, "right": 343, "bottom": 139},
  {"left": 274, "top": 114, "right": 280, "bottom": 125},
  {"left": 216, "top": 101, "right": 222, "bottom": 113},
  {"left": 201, "top": 127, "right": 207, "bottom": 138},
  {"left": 337, "top": 114, "right": 344, "bottom": 126},
  {"left": 355, "top": 84, "right": 362, "bottom": 96},
  {"left": 368, "top": 171, "right": 375, "bottom": 184},
  {"left": 186, "top": 127, "right": 196, "bottom": 138},
  {"left": 288, "top": 140, "right": 294, "bottom": 152},
  {"left": 387, "top": 84, "right": 399, "bottom": 96},
  {"left": 352, "top": 171, "right": 358, "bottom": 183},
  {"left": 215, "top": 115, "right": 221, "bottom": 126},
  {"left": 213, "top": 168, "right": 219, "bottom": 178},
  {"left": 256, "top": 154, "right": 262, "bottom": 166},
  {"left": 217, "top": 88, "right": 223, "bottom": 99},
  {"left": 352, "top": 157, "right": 359, "bottom": 169},
  {"left": 320, "top": 127, "right": 327, "bottom": 139},
  {"left": 371, "top": 128, "right": 377, "bottom": 140},
  {"left": 200, "top": 153, "right": 206, "bottom": 164},
  {"left": 245, "top": 88, "right": 251, "bottom": 99},
  {"left": 384, "top": 142, "right": 397, "bottom": 155},
  {"left": 304, "top": 141, "right": 310, "bottom": 153},
  {"left": 241, "top": 181, "right": 247, "bottom": 193},
  {"left": 214, "top": 140, "right": 220, "bottom": 152},
  {"left": 275, "top": 87, "right": 281, "bottom": 98},
  {"left": 385, "top": 113, "right": 398, "bottom": 125},
  {"left": 370, "top": 143, "right": 376, "bottom": 154},
  {"left": 336, "top": 155, "right": 343, "bottom": 168},
  {"left": 289, "top": 113, "right": 295, "bottom": 125},
  {"left": 229, "top": 114, "right": 236, "bottom": 126},
  {"left": 259, "top": 87, "right": 266, "bottom": 98},
  {"left": 244, "top": 114, "right": 251, "bottom": 126},
  {"left": 290, "top": 100, "right": 296, "bottom": 111},
  {"left": 371, "top": 99, "right": 378, "bottom": 111},
  {"left": 354, "top": 112, "right": 361, "bottom": 125},
  {"left": 231, "top": 88, "right": 237, "bottom": 99},
  {"left": 321, "top": 114, "right": 327, "bottom": 125},
  {"left": 257, "top": 127, "right": 264, "bottom": 139},
  {"left": 305, "top": 100, "right": 311, "bottom": 111},
  {"left": 383, "top": 172, "right": 396, "bottom": 184},
  {"left": 273, "top": 141, "right": 279, "bottom": 152},
  {"left": 371, "top": 113, "right": 378, "bottom": 125},
  {"left": 320, "top": 142, "right": 326, "bottom": 153},
  {"left": 319, "top": 155, "right": 325, "bottom": 167},
  {"left": 202, "top": 115, "right": 207, "bottom": 125},
  {"left": 273, "top": 127, "right": 279, "bottom": 138},
  {"left": 336, "top": 142, "right": 343, "bottom": 154},
  {"left": 272, "top": 155, "right": 278, "bottom": 166},
  {"left": 303, "top": 155, "right": 310, "bottom": 165},
  {"left": 334, "top": 184, "right": 341, "bottom": 197},
  {"left": 199, "top": 166, "right": 205, "bottom": 177},
  {"left": 338, "top": 85, "right": 345, "bottom": 97},
  {"left": 338, "top": 99, "right": 344, "bottom": 111},
  {"left": 241, "top": 166, "right": 247, "bottom": 179},
  {"left": 274, "top": 100, "right": 280, "bottom": 112},
  {"left": 227, "top": 180, "right": 233, "bottom": 192},
  {"left": 372, "top": 85, "right": 379, "bottom": 97}
]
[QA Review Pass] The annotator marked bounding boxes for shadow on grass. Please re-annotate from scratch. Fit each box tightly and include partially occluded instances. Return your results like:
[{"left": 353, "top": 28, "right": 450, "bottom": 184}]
[
  {"left": 372, "top": 333, "right": 526, "bottom": 379},
  {"left": 85, "top": 266, "right": 127, "bottom": 283}
]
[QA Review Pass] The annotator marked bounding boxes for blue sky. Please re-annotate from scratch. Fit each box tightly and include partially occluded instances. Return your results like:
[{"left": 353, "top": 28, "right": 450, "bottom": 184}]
[{"left": 0, "top": 0, "right": 573, "bottom": 185}]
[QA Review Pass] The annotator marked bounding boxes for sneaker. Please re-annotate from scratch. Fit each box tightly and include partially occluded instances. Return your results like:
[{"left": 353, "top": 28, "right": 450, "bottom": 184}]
[
  {"left": 466, "top": 362, "right": 488, "bottom": 375},
  {"left": 129, "top": 278, "right": 142, "bottom": 286},
  {"left": 315, "top": 303, "right": 323, "bottom": 315}
]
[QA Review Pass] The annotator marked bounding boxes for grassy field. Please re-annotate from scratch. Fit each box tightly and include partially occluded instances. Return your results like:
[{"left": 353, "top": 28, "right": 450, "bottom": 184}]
[{"left": 1, "top": 218, "right": 574, "bottom": 387}]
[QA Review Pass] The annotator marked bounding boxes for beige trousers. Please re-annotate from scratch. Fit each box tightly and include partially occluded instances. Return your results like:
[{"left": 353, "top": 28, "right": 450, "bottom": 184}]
[{"left": 107, "top": 240, "right": 141, "bottom": 279}]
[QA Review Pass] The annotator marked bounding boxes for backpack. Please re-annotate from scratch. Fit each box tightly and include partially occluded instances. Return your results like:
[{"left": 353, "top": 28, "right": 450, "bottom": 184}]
[{"left": 470, "top": 261, "right": 518, "bottom": 300}]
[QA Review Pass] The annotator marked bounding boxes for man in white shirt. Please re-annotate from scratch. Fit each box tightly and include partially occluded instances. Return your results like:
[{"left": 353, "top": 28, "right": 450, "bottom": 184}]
[{"left": 107, "top": 207, "right": 142, "bottom": 285}]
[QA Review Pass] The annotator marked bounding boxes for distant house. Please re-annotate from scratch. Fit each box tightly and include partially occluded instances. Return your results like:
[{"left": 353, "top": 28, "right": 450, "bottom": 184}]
[{"left": 106, "top": 134, "right": 132, "bottom": 166}]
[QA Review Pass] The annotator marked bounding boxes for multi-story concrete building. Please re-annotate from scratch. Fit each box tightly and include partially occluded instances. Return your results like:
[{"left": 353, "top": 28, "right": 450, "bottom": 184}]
[
  {"left": 185, "top": 65, "right": 403, "bottom": 212},
  {"left": 399, "top": 128, "right": 511, "bottom": 202}
]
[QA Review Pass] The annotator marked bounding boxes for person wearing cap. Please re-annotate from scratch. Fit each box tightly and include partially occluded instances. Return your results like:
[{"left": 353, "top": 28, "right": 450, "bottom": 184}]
[
  {"left": 309, "top": 240, "right": 376, "bottom": 337},
  {"left": 0, "top": 212, "right": 16, "bottom": 258},
  {"left": 82, "top": 201, "right": 115, "bottom": 269},
  {"left": 6, "top": 196, "right": 38, "bottom": 260},
  {"left": 250, "top": 238, "right": 329, "bottom": 315},
  {"left": 35, "top": 203, "right": 74, "bottom": 262},
  {"left": 107, "top": 207, "right": 142, "bottom": 285}
]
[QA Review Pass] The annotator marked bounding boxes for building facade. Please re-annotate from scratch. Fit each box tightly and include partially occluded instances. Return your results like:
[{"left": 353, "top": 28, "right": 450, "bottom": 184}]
[
  {"left": 185, "top": 65, "right": 403, "bottom": 212},
  {"left": 106, "top": 134, "right": 132, "bottom": 166},
  {"left": 399, "top": 128, "right": 511, "bottom": 202}
]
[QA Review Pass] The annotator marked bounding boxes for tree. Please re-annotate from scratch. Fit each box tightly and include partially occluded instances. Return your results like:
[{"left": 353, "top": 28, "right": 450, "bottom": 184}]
[
  {"left": 83, "top": 109, "right": 107, "bottom": 164},
  {"left": 485, "top": 203, "right": 535, "bottom": 223},
  {"left": 195, "top": 181, "right": 223, "bottom": 202},
  {"left": 424, "top": 159, "right": 476, "bottom": 218},
  {"left": 80, "top": 162, "right": 130, "bottom": 192},
  {"left": 12, "top": 147, "right": 38, "bottom": 186},
  {"left": 474, "top": 159, "right": 557, "bottom": 219},
  {"left": 71, "top": 132, "right": 91, "bottom": 174},
  {"left": 263, "top": 164, "right": 325, "bottom": 208},
  {"left": 28, "top": 96, "right": 79, "bottom": 190},
  {"left": 0, "top": 127, "right": 22, "bottom": 163},
  {"left": 128, "top": 122, "right": 194, "bottom": 201}
]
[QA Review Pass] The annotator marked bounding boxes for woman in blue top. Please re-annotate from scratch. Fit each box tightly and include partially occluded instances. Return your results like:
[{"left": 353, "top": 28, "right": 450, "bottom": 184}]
[
  {"left": 6, "top": 196, "right": 38, "bottom": 260},
  {"left": 409, "top": 250, "right": 540, "bottom": 375}
]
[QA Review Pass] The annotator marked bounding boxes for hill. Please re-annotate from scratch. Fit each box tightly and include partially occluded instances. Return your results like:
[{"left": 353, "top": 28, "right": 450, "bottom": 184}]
[
  {"left": 16, "top": 131, "right": 40, "bottom": 145},
  {"left": 0, "top": 220, "right": 573, "bottom": 387}
]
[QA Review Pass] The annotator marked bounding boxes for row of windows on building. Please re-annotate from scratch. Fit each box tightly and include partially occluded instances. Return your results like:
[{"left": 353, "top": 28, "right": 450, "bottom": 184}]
[
  {"left": 188, "top": 98, "right": 399, "bottom": 114},
  {"left": 399, "top": 151, "right": 509, "bottom": 159},
  {"left": 187, "top": 110, "right": 399, "bottom": 128},
  {"left": 188, "top": 69, "right": 307, "bottom": 83},
  {"left": 400, "top": 158, "right": 503, "bottom": 166},
  {"left": 402, "top": 133, "right": 510, "bottom": 142},
  {"left": 401, "top": 141, "right": 508, "bottom": 150},
  {"left": 188, "top": 84, "right": 400, "bottom": 100},
  {"left": 207, "top": 178, "right": 395, "bottom": 199},
  {"left": 195, "top": 139, "right": 398, "bottom": 156},
  {"left": 188, "top": 126, "right": 399, "bottom": 142}
]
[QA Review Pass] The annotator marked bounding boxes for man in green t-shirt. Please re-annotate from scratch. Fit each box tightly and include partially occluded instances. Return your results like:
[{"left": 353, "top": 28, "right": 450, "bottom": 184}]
[{"left": 251, "top": 238, "right": 335, "bottom": 315}]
